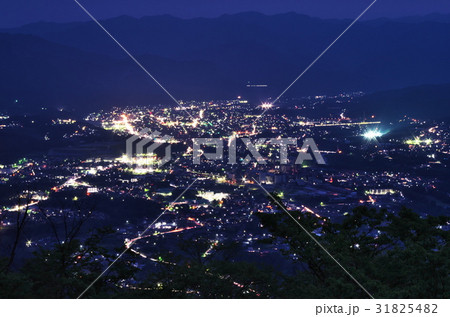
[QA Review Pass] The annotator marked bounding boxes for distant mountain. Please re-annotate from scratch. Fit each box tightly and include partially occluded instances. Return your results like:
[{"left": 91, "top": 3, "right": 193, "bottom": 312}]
[
  {"left": 1, "top": 12, "right": 450, "bottom": 112},
  {"left": 0, "top": 33, "right": 235, "bottom": 112},
  {"left": 396, "top": 13, "right": 450, "bottom": 24},
  {"left": 353, "top": 84, "right": 450, "bottom": 120}
]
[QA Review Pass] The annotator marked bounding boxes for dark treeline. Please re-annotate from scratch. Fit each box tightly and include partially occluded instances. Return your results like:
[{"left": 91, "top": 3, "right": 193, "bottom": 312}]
[{"left": 0, "top": 199, "right": 448, "bottom": 298}]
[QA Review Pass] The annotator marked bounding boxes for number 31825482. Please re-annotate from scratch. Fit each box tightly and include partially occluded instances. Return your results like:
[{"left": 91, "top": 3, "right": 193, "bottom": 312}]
[{"left": 376, "top": 304, "right": 438, "bottom": 314}]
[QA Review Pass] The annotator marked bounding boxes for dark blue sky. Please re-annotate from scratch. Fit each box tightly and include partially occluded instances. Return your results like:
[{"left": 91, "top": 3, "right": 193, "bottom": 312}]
[{"left": 1, "top": 0, "right": 450, "bottom": 27}]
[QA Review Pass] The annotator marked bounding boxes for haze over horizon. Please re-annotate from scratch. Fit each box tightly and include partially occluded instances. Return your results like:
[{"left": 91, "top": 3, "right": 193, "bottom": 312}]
[{"left": 2, "top": 0, "right": 450, "bottom": 28}]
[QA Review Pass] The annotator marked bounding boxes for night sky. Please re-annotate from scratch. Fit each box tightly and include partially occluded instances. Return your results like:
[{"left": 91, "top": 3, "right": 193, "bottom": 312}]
[{"left": 1, "top": 0, "right": 450, "bottom": 28}]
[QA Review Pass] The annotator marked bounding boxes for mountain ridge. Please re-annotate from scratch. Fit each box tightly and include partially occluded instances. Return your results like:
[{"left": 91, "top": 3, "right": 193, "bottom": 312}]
[{"left": 0, "top": 12, "right": 449, "bottom": 115}]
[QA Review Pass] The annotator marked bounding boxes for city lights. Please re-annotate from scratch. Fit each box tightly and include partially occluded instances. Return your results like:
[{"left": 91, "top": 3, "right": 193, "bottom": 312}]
[
  {"left": 2, "top": 93, "right": 448, "bottom": 300},
  {"left": 260, "top": 103, "right": 273, "bottom": 110},
  {"left": 363, "top": 129, "right": 384, "bottom": 140},
  {"left": 2, "top": 2, "right": 450, "bottom": 302},
  {"left": 405, "top": 138, "right": 433, "bottom": 146}
]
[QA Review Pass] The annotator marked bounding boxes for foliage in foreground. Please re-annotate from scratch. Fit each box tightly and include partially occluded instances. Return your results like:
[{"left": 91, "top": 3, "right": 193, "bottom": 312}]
[{"left": 0, "top": 203, "right": 448, "bottom": 299}]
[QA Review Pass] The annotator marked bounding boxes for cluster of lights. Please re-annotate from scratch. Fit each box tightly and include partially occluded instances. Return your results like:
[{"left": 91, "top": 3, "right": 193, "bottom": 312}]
[
  {"left": 405, "top": 138, "right": 433, "bottom": 146},
  {"left": 260, "top": 103, "right": 273, "bottom": 110},
  {"left": 363, "top": 129, "right": 384, "bottom": 140},
  {"left": 197, "top": 191, "right": 229, "bottom": 202}
]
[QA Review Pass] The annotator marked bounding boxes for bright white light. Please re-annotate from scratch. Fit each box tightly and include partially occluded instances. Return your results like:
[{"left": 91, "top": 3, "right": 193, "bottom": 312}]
[
  {"left": 260, "top": 103, "right": 273, "bottom": 110},
  {"left": 363, "top": 129, "right": 383, "bottom": 140},
  {"left": 197, "top": 191, "right": 229, "bottom": 202}
]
